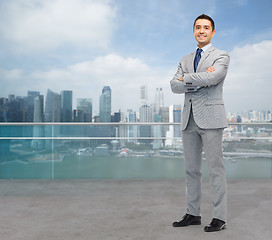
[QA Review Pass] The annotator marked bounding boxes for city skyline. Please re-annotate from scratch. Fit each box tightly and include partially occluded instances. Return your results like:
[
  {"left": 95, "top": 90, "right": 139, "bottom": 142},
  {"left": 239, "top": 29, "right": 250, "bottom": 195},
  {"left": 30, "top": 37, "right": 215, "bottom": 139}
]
[
  {"left": 0, "top": 0, "right": 271, "bottom": 113},
  {"left": 1, "top": 87, "right": 271, "bottom": 123}
]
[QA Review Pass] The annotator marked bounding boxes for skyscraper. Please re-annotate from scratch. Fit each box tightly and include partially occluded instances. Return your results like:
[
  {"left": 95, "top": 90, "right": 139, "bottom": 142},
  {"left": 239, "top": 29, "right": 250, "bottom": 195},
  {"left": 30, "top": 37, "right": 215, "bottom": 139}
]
[
  {"left": 139, "top": 105, "right": 152, "bottom": 122},
  {"left": 44, "top": 89, "right": 61, "bottom": 149},
  {"left": 159, "top": 107, "right": 169, "bottom": 123},
  {"left": 16, "top": 96, "right": 28, "bottom": 122},
  {"left": 77, "top": 98, "right": 93, "bottom": 122},
  {"left": 32, "top": 95, "right": 44, "bottom": 150},
  {"left": 44, "top": 89, "right": 61, "bottom": 122},
  {"left": 140, "top": 85, "right": 148, "bottom": 106},
  {"left": 99, "top": 86, "right": 111, "bottom": 122},
  {"left": 34, "top": 95, "right": 44, "bottom": 122},
  {"left": 61, "top": 90, "right": 72, "bottom": 122},
  {"left": 27, "top": 91, "right": 40, "bottom": 122},
  {"left": 139, "top": 105, "right": 152, "bottom": 144},
  {"left": 3, "top": 97, "right": 19, "bottom": 122},
  {"left": 154, "top": 88, "right": 164, "bottom": 114}
]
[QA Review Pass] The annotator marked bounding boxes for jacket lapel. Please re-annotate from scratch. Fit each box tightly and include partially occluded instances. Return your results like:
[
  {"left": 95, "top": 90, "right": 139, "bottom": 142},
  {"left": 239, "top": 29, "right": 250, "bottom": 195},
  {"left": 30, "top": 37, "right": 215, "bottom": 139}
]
[
  {"left": 197, "top": 45, "right": 215, "bottom": 71},
  {"left": 189, "top": 52, "right": 195, "bottom": 73}
]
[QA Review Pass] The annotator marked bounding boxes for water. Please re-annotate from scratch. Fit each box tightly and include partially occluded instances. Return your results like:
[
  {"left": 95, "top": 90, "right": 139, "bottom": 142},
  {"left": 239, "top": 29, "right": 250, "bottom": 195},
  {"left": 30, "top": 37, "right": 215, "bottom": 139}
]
[{"left": 0, "top": 154, "right": 271, "bottom": 179}]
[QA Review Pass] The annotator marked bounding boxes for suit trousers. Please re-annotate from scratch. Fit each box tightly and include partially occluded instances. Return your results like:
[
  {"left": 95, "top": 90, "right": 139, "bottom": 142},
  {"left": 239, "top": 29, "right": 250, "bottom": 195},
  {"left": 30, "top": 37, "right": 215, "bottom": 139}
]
[{"left": 182, "top": 109, "right": 227, "bottom": 222}]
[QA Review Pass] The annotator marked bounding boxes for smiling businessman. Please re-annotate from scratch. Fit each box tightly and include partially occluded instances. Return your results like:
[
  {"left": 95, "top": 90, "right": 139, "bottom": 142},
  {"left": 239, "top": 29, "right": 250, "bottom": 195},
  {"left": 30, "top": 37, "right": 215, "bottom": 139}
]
[{"left": 170, "top": 14, "right": 230, "bottom": 232}]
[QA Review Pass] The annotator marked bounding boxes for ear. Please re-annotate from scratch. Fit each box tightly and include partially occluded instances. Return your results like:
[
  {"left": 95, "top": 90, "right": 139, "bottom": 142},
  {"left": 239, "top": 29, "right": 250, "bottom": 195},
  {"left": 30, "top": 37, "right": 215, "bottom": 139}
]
[{"left": 212, "top": 30, "right": 215, "bottom": 37}]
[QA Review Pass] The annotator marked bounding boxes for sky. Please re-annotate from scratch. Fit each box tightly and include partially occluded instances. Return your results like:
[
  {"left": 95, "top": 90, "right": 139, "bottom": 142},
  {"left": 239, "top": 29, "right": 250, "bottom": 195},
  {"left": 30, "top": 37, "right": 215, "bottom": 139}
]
[{"left": 0, "top": 0, "right": 271, "bottom": 114}]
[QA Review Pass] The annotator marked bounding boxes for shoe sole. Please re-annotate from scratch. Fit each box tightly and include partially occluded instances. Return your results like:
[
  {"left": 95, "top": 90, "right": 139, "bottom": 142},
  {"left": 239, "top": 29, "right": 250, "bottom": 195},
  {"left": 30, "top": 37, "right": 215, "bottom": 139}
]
[
  {"left": 204, "top": 224, "right": 227, "bottom": 232},
  {"left": 173, "top": 221, "right": 201, "bottom": 227}
]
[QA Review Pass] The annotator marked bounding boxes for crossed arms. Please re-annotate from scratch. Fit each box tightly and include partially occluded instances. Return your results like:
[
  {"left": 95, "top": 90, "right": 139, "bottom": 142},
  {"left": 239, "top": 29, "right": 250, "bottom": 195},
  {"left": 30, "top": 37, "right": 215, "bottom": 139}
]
[
  {"left": 170, "top": 51, "right": 230, "bottom": 94},
  {"left": 179, "top": 66, "right": 215, "bottom": 81}
]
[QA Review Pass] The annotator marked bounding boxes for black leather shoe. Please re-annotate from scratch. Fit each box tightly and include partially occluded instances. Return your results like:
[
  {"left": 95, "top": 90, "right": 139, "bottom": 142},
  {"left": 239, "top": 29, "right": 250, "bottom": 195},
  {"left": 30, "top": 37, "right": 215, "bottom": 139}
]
[
  {"left": 204, "top": 218, "right": 226, "bottom": 232},
  {"left": 172, "top": 214, "right": 201, "bottom": 227}
]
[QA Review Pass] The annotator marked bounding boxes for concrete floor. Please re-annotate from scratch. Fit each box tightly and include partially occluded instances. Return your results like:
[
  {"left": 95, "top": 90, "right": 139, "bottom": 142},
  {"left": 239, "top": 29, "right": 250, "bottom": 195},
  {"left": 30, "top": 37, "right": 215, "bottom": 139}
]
[{"left": 0, "top": 179, "right": 271, "bottom": 240}]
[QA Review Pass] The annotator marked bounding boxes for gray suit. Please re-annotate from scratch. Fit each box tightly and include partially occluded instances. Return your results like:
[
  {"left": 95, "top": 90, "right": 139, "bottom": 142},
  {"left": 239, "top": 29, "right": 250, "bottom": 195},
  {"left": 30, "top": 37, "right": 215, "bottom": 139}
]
[{"left": 170, "top": 45, "right": 230, "bottom": 222}]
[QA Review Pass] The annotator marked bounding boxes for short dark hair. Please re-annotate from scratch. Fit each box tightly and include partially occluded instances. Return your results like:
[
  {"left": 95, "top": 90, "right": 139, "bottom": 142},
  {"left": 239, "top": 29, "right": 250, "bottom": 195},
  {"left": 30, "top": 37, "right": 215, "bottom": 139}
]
[{"left": 193, "top": 14, "right": 215, "bottom": 31}]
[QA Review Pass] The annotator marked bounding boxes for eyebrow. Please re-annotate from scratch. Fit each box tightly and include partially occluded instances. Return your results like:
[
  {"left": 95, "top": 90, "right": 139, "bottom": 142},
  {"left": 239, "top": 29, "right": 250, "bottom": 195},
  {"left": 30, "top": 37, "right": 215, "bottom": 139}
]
[{"left": 195, "top": 25, "right": 211, "bottom": 28}]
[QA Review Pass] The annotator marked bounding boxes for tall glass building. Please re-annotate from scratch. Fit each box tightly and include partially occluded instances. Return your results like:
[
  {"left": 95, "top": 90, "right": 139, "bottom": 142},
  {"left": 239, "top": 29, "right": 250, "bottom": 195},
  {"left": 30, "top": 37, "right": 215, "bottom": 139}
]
[
  {"left": 140, "top": 85, "right": 148, "bottom": 106},
  {"left": 61, "top": 90, "right": 72, "bottom": 122},
  {"left": 139, "top": 105, "right": 152, "bottom": 144},
  {"left": 44, "top": 89, "right": 61, "bottom": 122},
  {"left": 154, "top": 88, "right": 164, "bottom": 114},
  {"left": 32, "top": 95, "right": 44, "bottom": 150},
  {"left": 27, "top": 91, "right": 40, "bottom": 122},
  {"left": 44, "top": 89, "right": 61, "bottom": 149},
  {"left": 99, "top": 86, "right": 111, "bottom": 122},
  {"left": 77, "top": 98, "right": 93, "bottom": 122}
]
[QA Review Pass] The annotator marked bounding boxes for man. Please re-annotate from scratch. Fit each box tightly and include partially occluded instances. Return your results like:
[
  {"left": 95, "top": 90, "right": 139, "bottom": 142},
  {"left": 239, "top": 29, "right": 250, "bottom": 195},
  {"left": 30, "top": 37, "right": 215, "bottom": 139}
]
[{"left": 170, "top": 14, "right": 230, "bottom": 232}]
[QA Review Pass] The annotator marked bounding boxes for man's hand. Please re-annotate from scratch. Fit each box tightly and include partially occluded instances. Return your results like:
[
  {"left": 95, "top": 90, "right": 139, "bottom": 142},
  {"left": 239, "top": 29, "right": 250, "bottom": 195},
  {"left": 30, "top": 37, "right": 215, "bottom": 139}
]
[
  {"left": 179, "top": 76, "right": 184, "bottom": 82},
  {"left": 206, "top": 66, "right": 215, "bottom": 72}
]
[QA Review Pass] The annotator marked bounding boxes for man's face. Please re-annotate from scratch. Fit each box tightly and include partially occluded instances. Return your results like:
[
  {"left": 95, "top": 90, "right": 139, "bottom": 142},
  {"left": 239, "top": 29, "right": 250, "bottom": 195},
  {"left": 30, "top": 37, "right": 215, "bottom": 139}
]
[{"left": 193, "top": 19, "right": 215, "bottom": 48}]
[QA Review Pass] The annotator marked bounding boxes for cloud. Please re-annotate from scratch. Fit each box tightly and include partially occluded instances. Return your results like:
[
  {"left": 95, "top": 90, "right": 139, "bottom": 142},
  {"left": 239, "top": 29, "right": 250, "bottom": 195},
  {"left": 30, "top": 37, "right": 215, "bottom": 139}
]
[
  {"left": 0, "top": 0, "right": 116, "bottom": 53},
  {"left": 1, "top": 53, "right": 175, "bottom": 113},
  {"left": 224, "top": 40, "right": 272, "bottom": 112},
  {"left": 0, "top": 0, "right": 271, "bottom": 117},
  {"left": 2, "top": 40, "right": 271, "bottom": 115}
]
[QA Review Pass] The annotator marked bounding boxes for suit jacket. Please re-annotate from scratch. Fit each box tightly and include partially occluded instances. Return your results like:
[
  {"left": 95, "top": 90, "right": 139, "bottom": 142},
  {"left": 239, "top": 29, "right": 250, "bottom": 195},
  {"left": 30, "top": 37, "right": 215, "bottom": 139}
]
[{"left": 170, "top": 45, "right": 230, "bottom": 130}]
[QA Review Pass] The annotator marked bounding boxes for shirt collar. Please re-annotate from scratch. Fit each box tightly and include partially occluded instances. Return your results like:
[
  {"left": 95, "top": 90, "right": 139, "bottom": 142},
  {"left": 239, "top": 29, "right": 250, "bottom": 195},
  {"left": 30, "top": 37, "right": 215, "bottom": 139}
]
[{"left": 198, "top": 43, "right": 212, "bottom": 53}]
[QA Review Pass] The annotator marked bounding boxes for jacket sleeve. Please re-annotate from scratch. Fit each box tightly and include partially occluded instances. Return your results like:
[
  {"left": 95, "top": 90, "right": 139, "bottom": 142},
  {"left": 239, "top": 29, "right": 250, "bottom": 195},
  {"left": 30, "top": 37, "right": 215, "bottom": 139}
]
[
  {"left": 170, "top": 61, "right": 198, "bottom": 94},
  {"left": 183, "top": 51, "right": 230, "bottom": 87}
]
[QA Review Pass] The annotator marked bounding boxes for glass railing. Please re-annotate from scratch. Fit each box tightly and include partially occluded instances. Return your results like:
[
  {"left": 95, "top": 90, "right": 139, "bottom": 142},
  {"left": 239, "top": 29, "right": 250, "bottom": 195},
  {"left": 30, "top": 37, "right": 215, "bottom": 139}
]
[{"left": 0, "top": 122, "right": 271, "bottom": 179}]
